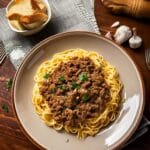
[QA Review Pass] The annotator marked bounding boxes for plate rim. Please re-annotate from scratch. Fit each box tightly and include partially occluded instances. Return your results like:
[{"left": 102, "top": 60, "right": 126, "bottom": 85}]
[{"left": 11, "top": 31, "right": 145, "bottom": 150}]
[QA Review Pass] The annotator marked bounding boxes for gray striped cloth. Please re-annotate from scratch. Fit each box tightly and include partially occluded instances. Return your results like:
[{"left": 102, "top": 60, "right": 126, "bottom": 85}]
[{"left": 0, "top": 0, "right": 149, "bottom": 148}]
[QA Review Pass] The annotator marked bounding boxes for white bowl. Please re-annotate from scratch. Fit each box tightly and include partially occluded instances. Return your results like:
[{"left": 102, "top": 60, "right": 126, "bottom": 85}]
[{"left": 6, "top": 0, "right": 51, "bottom": 36}]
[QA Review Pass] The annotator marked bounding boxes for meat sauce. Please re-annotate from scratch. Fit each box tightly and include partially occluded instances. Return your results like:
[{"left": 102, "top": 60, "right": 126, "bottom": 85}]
[{"left": 40, "top": 57, "right": 110, "bottom": 127}]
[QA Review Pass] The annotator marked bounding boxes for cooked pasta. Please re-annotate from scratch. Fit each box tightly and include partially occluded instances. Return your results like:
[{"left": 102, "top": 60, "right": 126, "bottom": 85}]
[{"left": 32, "top": 49, "right": 123, "bottom": 138}]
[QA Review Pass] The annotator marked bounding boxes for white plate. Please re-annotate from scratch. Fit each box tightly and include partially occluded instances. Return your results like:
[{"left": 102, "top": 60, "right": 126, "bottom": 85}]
[{"left": 12, "top": 31, "right": 145, "bottom": 150}]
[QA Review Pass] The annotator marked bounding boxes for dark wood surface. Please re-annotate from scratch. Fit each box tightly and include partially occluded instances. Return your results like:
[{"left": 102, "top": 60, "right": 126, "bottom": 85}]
[{"left": 0, "top": 0, "right": 150, "bottom": 149}]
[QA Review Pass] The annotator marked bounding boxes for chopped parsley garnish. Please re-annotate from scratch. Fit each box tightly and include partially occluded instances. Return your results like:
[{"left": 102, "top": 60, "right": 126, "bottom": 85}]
[
  {"left": 82, "top": 93, "right": 90, "bottom": 102},
  {"left": 71, "top": 81, "right": 80, "bottom": 89},
  {"left": 6, "top": 78, "right": 13, "bottom": 91},
  {"left": 57, "top": 84, "right": 69, "bottom": 91},
  {"left": 61, "top": 85, "right": 69, "bottom": 91},
  {"left": 79, "top": 73, "right": 88, "bottom": 82},
  {"left": 43, "top": 73, "right": 49, "bottom": 80},
  {"left": 59, "top": 76, "right": 65, "bottom": 82},
  {"left": 1, "top": 104, "right": 9, "bottom": 113}
]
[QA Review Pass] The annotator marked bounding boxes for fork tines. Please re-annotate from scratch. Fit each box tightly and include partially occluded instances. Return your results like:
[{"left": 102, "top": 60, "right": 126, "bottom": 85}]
[
  {"left": 145, "top": 48, "right": 150, "bottom": 70},
  {"left": 0, "top": 40, "right": 6, "bottom": 64}
]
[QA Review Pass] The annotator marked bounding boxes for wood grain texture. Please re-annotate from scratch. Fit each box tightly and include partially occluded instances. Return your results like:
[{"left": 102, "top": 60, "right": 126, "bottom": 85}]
[
  {"left": 0, "top": 0, "right": 8, "bottom": 8},
  {"left": 0, "top": 0, "right": 150, "bottom": 149}
]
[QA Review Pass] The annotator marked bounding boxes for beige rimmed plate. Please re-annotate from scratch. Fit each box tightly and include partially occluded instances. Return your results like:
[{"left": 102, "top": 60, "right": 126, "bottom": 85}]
[{"left": 12, "top": 31, "right": 145, "bottom": 150}]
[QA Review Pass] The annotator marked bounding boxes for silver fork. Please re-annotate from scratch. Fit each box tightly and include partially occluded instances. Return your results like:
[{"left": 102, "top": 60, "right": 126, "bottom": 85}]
[
  {"left": 0, "top": 40, "right": 7, "bottom": 64},
  {"left": 145, "top": 48, "right": 150, "bottom": 70}
]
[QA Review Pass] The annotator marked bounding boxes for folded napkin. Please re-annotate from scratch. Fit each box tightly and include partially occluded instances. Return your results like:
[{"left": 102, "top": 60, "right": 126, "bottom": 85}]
[{"left": 0, "top": 0, "right": 149, "bottom": 148}]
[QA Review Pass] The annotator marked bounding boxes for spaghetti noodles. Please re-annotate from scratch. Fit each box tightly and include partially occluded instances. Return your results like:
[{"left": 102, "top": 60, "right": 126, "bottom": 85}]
[{"left": 32, "top": 49, "right": 122, "bottom": 138}]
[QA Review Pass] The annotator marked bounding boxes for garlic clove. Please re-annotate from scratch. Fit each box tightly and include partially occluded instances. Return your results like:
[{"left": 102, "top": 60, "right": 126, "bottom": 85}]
[
  {"left": 111, "top": 21, "right": 120, "bottom": 28},
  {"left": 114, "top": 25, "right": 132, "bottom": 45},
  {"left": 129, "top": 27, "right": 142, "bottom": 49},
  {"left": 105, "top": 32, "right": 113, "bottom": 40},
  {"left": 129, "top": 35, "right": 142, "bottom": 49}
]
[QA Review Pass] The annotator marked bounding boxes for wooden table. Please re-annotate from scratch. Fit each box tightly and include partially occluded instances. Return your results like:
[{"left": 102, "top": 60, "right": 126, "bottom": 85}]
[{"left": 0, "top": 0, "right": 150, "bottom": 149}]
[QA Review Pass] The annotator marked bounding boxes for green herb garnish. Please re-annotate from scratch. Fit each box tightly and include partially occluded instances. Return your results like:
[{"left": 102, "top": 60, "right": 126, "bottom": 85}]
[
  {"left": 82, "top": 93, "right": 90, "bottom": 102},
  {"left": 61, "top": 85, "right": 69, "bottom": 91},
  {"left": 79, "top": 73, "right": 88, "bottom": 82},
  {"left": 57, "top": 84, "right": 69, "bottom": 91},
  {"left": 71, "top": 81, "right": 80, "bottom": 89},
  {"left": 59, "top": 76, "right": 65, "bottom": 82},
  {"left": 43, "top": 73, "right": 49, "bottom": 80},
  {"left": 1, "top": 104, "right": 9, "bottom": 113},
  {"left": 6, "top": 78, "right": 13, "bottom": 91}
]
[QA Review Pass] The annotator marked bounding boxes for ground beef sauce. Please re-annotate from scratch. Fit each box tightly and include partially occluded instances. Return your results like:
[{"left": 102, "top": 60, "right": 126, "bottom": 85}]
[{"left": 40, "top": 57, "right": 111, "bottom": 127}]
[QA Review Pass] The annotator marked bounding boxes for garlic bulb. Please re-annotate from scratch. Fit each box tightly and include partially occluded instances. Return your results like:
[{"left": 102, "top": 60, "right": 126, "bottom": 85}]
[
  {"left": 114, "top": 25, "right": 132, "bottom": 45},
  {"left": 129, "top": 28, "right": 142, "bottom": 49}
]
